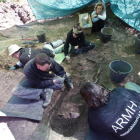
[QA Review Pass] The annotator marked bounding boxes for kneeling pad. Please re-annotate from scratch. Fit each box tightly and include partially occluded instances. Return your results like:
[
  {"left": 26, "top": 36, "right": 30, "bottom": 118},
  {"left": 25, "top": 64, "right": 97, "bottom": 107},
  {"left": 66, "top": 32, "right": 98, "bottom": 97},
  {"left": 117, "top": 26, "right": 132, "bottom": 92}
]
[{"left": 0, "top": 96, "right": 44, "bottom": 121}]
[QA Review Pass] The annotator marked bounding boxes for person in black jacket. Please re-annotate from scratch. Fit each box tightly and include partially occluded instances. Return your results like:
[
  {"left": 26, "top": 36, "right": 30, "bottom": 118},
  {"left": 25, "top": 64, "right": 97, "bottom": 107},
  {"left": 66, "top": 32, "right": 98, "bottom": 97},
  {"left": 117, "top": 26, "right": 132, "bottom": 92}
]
[
  {"left": 8, "top": 38, "right": 65, "bottom": 70},
  {"left": 64, "top": 23, "right": 95, "bottom": 61},
  {"left": 8, "top": 44, "right": 55, "bottom": 70},
  {"left": 12, "top": 53, "right": 73, "bottom": 107},
  {"left": 80, "top": 82, "right": 140, "bottom": 140}
]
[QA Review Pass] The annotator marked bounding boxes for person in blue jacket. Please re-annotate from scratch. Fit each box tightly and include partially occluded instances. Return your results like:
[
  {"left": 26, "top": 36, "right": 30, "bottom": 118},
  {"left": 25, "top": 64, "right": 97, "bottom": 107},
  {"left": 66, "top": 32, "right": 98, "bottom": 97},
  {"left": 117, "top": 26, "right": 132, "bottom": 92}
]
[{"left": 80, "top": 82, "right": 140, "bottom": 140}]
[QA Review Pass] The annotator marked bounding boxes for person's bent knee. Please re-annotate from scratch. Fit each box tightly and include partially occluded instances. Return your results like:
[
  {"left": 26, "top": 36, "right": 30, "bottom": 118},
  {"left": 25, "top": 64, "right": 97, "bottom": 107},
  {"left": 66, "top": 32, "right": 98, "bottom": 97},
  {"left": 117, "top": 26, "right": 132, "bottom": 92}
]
[
  {"left": 58, "top": 83, "right": 64, "bottom": 89},
  {"left": 55, "top": 83, "right": 64, "bottom": 90},
  {"left": 90, "top": 43, "right": 95, "bottom": 49}
]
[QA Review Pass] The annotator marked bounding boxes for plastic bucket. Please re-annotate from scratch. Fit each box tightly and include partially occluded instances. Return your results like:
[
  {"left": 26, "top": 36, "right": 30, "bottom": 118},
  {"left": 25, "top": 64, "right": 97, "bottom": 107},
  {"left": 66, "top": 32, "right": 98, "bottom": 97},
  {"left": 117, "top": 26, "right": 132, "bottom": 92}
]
[
  {"left": 135, "top": 33, "right": 140, "bottom": 49},
  {"left": 35, "top": 30, "right": 46, "bottom": 43},
  {"left": 100, "top": 27, "right": 114, "bottom": 43},
  {"left": 109, "top": 59, "right": 133, "bottom": 83}
]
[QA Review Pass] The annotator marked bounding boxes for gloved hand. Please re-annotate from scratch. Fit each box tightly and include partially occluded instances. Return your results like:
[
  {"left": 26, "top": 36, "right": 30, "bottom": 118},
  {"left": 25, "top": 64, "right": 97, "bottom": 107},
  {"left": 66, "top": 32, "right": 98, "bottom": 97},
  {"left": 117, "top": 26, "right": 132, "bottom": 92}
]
[
  {"left": 55, "top": 77, "right": 64, "bottom": 84},
  {"left": 9, "top": 66, "right": 16, "bottom": 70},
  {"left": 65, "top": 55, "right": 70, "bottom": 61}
]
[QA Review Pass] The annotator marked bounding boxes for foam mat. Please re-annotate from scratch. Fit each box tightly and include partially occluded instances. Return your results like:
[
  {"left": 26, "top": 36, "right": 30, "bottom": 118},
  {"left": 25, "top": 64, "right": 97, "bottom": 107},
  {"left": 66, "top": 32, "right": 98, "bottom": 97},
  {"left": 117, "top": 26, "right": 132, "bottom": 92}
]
[{"left": 0, "top": 96, "right": 44, "bottom": 121}]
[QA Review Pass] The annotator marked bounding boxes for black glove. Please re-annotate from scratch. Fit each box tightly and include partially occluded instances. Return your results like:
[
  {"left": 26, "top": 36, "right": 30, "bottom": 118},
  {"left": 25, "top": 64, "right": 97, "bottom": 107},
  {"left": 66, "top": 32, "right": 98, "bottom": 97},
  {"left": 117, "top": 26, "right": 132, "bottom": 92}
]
[{"left": 9, "top": 64, "right": 19, "bottom": 70}]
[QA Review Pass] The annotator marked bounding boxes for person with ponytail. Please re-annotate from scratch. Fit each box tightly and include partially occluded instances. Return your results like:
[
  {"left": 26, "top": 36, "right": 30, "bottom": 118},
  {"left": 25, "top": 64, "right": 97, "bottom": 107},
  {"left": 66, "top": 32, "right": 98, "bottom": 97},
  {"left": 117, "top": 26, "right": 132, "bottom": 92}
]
[
  {"left": 64, "top": 23, "right": 95, "bottom": 61},
  {"left": 80, "top": 82, "right": 140, "bottom": 140}
]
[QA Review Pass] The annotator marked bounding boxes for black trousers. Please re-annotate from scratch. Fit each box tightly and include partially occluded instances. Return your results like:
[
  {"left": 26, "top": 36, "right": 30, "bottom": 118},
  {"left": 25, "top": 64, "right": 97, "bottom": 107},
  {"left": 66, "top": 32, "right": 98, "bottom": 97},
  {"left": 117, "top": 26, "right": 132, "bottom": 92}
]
[
  {"left": 92, "top": 19, "right": 105, "bottom": 32},
  {"left": 71, "top": 41, "right": 95, "bottom": 54}
]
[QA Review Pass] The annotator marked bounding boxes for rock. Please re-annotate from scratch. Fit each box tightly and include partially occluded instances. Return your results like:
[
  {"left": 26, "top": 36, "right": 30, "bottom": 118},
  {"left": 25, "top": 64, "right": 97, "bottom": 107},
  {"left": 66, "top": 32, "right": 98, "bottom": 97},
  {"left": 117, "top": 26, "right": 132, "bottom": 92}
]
[
  {"left": 18, "top": 8, "right": 28, "bottom": 23},
  {"left": 10, "top": 3, "right": 18, "bottom": 9},
  {"left": 2, "top": 7, "right": 9, "bottom": 13},
  {"left": 70, "top": 112, "right": 80, "bottom": 119},
  {"left": 58, "top": 114, "right": 65, "bottom": 118},
  {"left": 14, "top": 7, "right": 19, "bottom": 13}
]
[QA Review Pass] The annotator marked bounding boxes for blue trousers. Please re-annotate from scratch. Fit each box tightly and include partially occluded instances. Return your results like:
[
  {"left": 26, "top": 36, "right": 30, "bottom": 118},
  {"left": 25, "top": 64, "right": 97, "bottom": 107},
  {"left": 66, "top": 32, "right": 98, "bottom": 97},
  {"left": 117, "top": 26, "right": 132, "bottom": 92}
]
[{"left": 12, "top": 77, "right": 64, "bottom": 100}]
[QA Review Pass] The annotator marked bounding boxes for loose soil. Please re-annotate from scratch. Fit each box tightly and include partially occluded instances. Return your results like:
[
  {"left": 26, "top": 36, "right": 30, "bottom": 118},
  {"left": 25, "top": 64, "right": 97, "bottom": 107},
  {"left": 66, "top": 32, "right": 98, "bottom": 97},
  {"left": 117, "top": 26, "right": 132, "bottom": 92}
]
[{"left": 0, "top": 2, "right": 140, "bottom": 140}]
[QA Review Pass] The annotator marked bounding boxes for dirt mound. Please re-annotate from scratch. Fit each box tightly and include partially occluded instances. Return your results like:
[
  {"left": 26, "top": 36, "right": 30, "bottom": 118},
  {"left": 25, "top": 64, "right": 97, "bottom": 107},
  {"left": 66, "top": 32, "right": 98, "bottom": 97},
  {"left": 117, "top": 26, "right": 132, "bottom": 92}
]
[{"left": 0, "top": 0, "right": 36, "bottom": 30}]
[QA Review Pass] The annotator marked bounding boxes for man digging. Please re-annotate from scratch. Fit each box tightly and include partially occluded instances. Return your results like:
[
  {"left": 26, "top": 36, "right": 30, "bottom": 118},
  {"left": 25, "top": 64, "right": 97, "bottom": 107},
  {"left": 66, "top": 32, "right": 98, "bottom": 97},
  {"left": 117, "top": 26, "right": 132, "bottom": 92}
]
[{"left": 11, "top": 53, "right": 73, "bottom": 107}]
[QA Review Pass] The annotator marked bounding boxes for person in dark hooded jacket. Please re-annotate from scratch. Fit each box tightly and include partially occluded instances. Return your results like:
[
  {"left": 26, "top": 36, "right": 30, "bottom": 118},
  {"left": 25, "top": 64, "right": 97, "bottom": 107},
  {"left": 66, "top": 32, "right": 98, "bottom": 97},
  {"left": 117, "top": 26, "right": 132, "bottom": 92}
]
[
  {"left": 80, "top": 82, "right": 140, "bottom": 140},
  {"left": 12, "top": 53, "right": 73, "bottom": 108}
]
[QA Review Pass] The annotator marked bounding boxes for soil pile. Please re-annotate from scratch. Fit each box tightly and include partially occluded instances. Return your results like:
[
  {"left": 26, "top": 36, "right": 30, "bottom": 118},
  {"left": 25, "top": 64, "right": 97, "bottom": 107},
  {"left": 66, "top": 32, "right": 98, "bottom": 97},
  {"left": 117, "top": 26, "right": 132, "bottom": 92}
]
[{"left": 0, "top": 0, "right": 36, "bottom": 30}]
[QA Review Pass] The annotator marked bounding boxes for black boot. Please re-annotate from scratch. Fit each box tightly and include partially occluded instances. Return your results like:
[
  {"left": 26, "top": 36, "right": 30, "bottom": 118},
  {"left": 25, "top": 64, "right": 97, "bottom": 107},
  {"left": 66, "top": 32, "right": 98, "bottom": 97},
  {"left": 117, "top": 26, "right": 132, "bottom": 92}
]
[
  {"left": 41, "top": 89, "right": 53, "bottom": 108},
  {"left": 66, "top": 79, "right": 74, "bottom": 89},
  {"left": 96, "top": 32, "right": 100, "bottom": 39},
  {"left": 64, "top": 75, "right": 73, "bottom": 89}
]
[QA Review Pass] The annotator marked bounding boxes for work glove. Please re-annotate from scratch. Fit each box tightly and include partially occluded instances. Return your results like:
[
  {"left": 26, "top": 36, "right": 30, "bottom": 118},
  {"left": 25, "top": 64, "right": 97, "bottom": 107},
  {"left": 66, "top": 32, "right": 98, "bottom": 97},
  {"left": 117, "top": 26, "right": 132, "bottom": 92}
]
[
  {"left": 65, "top": 55, "right": 70, "bottom": 61},
  {"left": 9, "top": 66, "right": 16, "bottom": 70},
  {"left": 55, "top": 77, "right": 64, "bottom": 84}
]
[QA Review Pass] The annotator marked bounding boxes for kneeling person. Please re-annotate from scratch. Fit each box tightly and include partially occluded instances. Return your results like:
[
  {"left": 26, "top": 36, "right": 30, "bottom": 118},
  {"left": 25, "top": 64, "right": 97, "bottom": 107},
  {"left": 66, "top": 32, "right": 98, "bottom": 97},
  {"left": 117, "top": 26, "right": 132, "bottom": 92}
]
[{"left": 12, "top": 53, "right": 73, "bottom": 107}]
